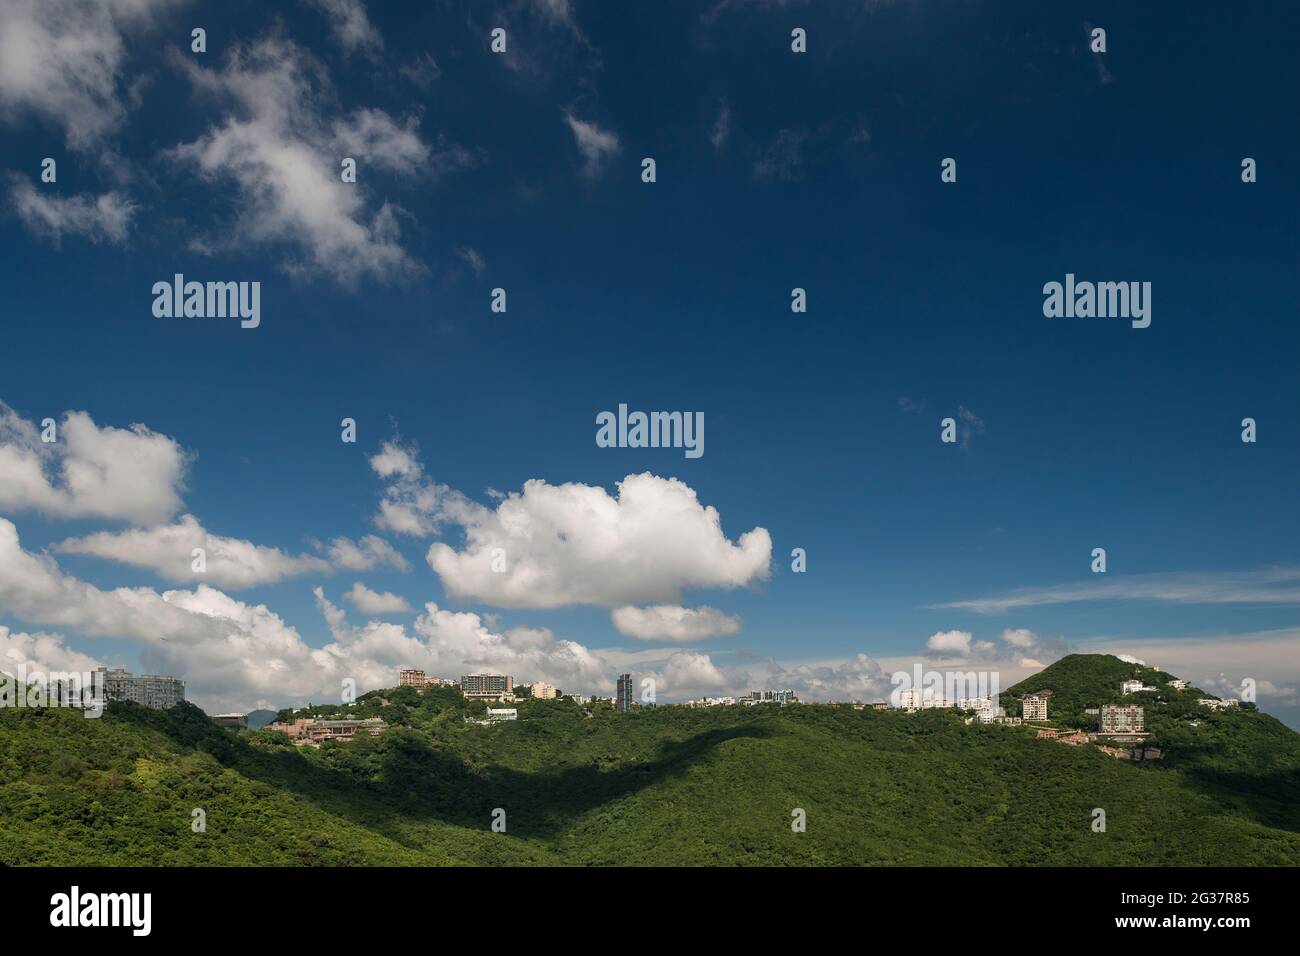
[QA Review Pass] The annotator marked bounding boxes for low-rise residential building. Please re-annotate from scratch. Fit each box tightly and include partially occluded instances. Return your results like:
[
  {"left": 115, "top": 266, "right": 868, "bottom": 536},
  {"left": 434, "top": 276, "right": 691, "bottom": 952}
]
[
  {"left": 398, "top": 669, "right": 452, "bottom": 690},
  {"left": 1198, "top": 697, "right": 1239, "bottom": 710},
  {"left": 266, "top": 716, "right": 387, "bottom": 745},
  {"left": 485, "top": 708, "right": 517, "bottom": 721},
  {"left": 1168, "top": 679, "right": 1189, "bottom": 690},
  {"left": 1099, "top": 704, "right": 1144, "bottom": 734},
  {"left": 1120, "top": 680, "right": 1157, "bottom": 695}
]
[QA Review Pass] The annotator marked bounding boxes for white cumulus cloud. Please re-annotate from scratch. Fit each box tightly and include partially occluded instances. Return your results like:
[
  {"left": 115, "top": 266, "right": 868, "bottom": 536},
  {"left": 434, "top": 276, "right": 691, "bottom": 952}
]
[
  {"left": 612, "top": 604, "right": 742, "bottom": 642},
  {"left": 324, "top": 534, "right": 410, "bottom": 572},
  {"left": 421, "top": 469, "right": 771, "bottom": 609},
  {"left": 344, "top": 581, "right": 411, "bottom": 614},
  {"left": 55, "top": 514, "right": 332, "bottom": 589},
  {"left": 0, "top": 401, "right": 189, "bottom": 525}
]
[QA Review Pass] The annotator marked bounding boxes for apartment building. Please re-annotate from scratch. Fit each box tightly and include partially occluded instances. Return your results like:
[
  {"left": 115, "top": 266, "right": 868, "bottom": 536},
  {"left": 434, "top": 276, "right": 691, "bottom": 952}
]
[
  {"left": 530, "top": 681, "right": 557, "bottom": 700},
  {"left": 1099, "top": 704, "right": 1145, "bottom": 734},
  {"left": 616, "top": 673, "right": 634, "bottom": 712},
  {"left": 98, "top": 668, "right": 185, "bottom": 710},
  {"left": 460, "top": 674, "right": 514, "bottom": 700},
  {"left": 1022, "top": 692, "right": 1050, "bottom": 721}
]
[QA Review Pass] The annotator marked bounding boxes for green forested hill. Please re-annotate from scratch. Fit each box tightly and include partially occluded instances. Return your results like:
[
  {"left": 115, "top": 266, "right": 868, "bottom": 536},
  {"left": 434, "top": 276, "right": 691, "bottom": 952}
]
[
  {"left": 2, "top": 655, "right": 1298, "bottom": 866},
  {"left": 1002, "top": 653, "right": 1204, "bottom": 720}
]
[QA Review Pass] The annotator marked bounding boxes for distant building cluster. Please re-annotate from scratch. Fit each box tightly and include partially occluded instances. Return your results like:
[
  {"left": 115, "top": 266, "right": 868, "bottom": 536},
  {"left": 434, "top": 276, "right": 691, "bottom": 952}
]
[
  {"left": 99, "top": 668, "right": 185, "bottom": 710},
  {"left": 893, "top": 692, "right": 1025, "bottom": 724},
  {"left": 683, "top": 689, "right": 799, "bottom": 708}
]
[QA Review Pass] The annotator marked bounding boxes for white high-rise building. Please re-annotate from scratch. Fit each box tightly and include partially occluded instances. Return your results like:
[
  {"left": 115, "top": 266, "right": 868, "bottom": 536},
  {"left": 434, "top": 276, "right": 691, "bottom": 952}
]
[
  {"left": 98, "top": 668, "right": 185, "bottom": 710},
  {"left": 1022, "top": 693, "right": 1049, "bottom": 721}
]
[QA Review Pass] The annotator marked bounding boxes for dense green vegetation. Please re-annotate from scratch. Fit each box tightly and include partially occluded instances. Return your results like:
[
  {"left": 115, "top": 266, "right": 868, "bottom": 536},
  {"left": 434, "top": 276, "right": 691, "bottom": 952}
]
[{"left": 2, "top": 654, "right": 1297, "bottom": 865}]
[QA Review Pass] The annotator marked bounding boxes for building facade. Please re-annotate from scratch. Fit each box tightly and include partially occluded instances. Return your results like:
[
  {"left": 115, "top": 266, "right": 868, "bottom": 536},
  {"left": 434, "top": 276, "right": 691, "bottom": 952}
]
[
  {"left": 399, "top": 669, "right": 452, "bottom": 690},
  {"left": 1121, "top": 680, "right": 1157, "bottom": 695},
  {"left": 1022, "top": 693, "right": 1049, "bottom": 721},
  {"left": 99, "top": 668, "right": 185, "bottom": 710},
  {"left": 461, "top": 674, "right": 514, "bottom": 699},
  {"left": 531, "top": 681, "right": 557, "bottom": 700},
  {"left": 616, "top": 673, "right": 633, "bottom": 712},
  {"left": 266, "top": 717, "right": 387, "bottom": 745},
  {"left": 211, "top": 713, "right": 248, "bottom": 730},
  {"left": 1100, "top": 704, "right": 1145, "bottom": 734}
]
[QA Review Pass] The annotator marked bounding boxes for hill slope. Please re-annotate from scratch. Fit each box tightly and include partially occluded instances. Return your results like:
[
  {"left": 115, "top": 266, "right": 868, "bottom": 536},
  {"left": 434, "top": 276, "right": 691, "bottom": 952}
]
[{"left": 2, "top": 656, "right": 1298, "bottom": 866}]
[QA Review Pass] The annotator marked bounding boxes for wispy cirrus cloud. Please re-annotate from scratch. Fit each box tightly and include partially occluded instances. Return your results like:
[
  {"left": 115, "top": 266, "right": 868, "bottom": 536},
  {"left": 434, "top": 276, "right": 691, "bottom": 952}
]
[
  {"left": 0, "top": 0, "right": 188, "bottom": 150},
  {"left": 563, "top": 112, "right": 621, "bottom": 177},
  {"left": 936, "top": 567, "right": 1300, "bottom": 614},
  {"left": 5, "top": 174, "right": 136, "bottom": 246},
  {"left": 303, "top": 0, "right": 383, "bottom": 57},
  {"left": 166, "top": 36, "right": 473, "bottom": 286}
]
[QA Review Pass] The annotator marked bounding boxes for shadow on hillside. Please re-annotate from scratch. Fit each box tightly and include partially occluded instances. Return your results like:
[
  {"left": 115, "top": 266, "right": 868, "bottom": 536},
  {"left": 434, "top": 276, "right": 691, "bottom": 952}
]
[
  {"left": 1182, "top": 765, "right": 1300, "bottom": 834},
  {"left": 118, "top": 703, "right": 774, "bottom": 845}
]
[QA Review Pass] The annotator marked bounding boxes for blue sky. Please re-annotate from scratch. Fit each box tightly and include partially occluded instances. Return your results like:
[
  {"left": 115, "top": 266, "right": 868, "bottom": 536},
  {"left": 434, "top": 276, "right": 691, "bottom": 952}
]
[{"left": 1, "top": 0, "right": 1297, "bottom": 724}]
